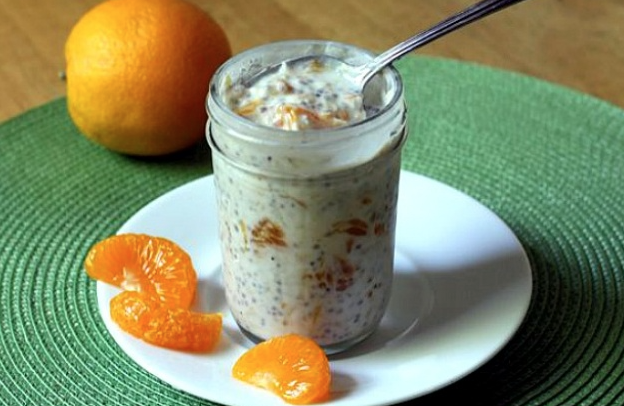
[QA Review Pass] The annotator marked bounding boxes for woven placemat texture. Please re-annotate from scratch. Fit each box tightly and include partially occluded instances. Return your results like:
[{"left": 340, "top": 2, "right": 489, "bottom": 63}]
[{"left": 1, "top": 56, "right": 623, "bottom": 406}]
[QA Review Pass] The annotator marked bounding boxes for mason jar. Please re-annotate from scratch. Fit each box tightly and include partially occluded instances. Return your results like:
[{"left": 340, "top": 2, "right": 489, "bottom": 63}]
[{"left": 206, "top": 40, "right": 407, "bottom": 354}]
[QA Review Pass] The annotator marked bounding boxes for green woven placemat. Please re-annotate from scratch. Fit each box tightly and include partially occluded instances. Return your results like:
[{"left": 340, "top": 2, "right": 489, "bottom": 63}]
[{"left": 1, "top": 55, "right": 623, "bottom": 406}]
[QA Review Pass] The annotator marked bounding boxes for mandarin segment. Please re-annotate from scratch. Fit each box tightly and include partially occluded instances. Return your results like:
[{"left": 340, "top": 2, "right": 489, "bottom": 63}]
[
  {"left": 109, "top": 290, "right": 161, "bottom": 338},
  {"left": 84, "top": 233, "right": 197, "bottom": 308},
  {"left": 143, "top": 306, "right": 223, "bottom": 352},
  {"left": 110, "top": 291, "right": 222, "bottom": 352},
  {"left": 232, "top": 334, "right": 331, "bottom": 404}
]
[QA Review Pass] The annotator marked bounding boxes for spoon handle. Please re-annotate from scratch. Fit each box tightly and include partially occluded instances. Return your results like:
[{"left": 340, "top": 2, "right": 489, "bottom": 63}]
[{"left": 359, "top": 0, "right": 528, "bottom": 84}]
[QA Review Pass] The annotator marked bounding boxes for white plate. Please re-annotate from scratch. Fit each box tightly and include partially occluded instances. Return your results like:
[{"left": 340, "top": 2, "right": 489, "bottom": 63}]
[{"left": 97, "top": 170, "right": 532, "bottom": 406}]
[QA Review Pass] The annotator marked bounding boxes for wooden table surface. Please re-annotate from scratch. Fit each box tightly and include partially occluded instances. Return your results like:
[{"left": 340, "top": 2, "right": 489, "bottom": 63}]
[{"left": 1, "top": 0, "right": 623, "bottom": 122}]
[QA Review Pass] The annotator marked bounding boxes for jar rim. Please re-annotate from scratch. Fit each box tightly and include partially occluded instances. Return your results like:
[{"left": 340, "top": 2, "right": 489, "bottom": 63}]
[
  {"left": 205, "top": 39, "right": 404, "bottom": 147},
  {"left": 207, "top": 119, "right": 408, "bottom": 178}
]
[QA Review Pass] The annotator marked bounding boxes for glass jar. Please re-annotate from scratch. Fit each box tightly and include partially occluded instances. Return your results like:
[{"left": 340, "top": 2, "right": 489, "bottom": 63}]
[{"left": 206, "top": 40, "right": 407, "bottom": 354}]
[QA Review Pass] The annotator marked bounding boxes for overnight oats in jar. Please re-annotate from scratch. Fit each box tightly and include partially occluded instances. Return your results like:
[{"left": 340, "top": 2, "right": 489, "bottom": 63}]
[{"left": 206, "top": 40, "right": 407, "bottom": 354}]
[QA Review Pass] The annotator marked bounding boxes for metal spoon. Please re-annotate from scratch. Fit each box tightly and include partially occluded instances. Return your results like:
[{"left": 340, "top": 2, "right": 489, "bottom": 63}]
[
  {"left": 350, "top": 0, "right": 528, "bottom": 90},
  {"left": 251, "top": 0, "right": 528, "bottom": 91}
]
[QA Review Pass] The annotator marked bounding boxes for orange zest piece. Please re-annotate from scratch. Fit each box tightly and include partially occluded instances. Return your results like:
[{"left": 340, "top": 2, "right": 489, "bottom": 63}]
[
  {"left": 232, "top": 334, "right": 331, "bottom": 404},
  {"left": 275, "top": 104, "right": 353, "bottom": 130},
  {"left": 110, "top": 291, "right": 222, "bottom": 352},
  {"left": 235, "top": 99, "right": 262, "bottom": 117},
  {"left": 84, "top": 233, "right": 197, "bottom": 309}
]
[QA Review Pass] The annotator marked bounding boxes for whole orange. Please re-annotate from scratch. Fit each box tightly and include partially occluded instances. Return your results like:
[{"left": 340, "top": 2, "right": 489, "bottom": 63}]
[{"left": 65, "top": 0, "right": 231, "bottom": 156}]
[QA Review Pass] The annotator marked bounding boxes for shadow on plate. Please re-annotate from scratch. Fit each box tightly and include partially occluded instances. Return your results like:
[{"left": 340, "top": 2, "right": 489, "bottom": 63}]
[{"left": 331, "top": 246, "right": 528, "bottom": 361}]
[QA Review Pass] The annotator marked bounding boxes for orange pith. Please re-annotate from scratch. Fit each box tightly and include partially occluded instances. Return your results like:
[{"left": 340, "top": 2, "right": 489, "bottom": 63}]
[
  {"left": 84, "top": 233, "right": 197, "bottom": 309},
  {"left": 232, "top": 334, "right": 331, "bottom": 404},
  {"left": 110, "top": 291, "right": 222, "bottom": 352}
]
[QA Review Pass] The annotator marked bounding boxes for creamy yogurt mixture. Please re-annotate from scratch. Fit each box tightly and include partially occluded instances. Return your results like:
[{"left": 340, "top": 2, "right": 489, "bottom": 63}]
[
  {"left": 223, "top": 59, "right": 372, "bottom": 130},
  {"left": 213, "top": 151, "right": 400, "bottom": 348},
  {"left": 212, "top": 57, "right": 403, "bottom": 350}
]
